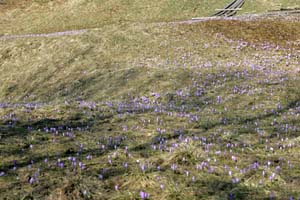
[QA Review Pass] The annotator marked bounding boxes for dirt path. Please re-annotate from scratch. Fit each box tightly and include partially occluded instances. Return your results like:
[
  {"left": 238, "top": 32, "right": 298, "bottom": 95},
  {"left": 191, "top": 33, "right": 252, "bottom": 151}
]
[
  {"left": 0, "top": 29, "right": 87, "bottom": 41},
  {"left": 1, "top": 12, "right": 299, "bottom": 41}
]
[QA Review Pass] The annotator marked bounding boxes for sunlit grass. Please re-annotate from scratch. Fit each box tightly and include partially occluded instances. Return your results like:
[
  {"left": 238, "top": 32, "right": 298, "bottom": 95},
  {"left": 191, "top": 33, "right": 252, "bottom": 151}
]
[
  {"left": 0, "top": 0, "right": 299, "bottom": 34},
  {"left": 0, "top": 3, "right": 300, "bottom": 199}
]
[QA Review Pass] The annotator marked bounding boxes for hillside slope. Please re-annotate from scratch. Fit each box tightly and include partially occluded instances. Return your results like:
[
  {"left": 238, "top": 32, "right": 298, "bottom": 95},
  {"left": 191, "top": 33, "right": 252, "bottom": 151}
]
[
  {"left": 0, "top": 1, "right": 300, "bottom": 200},
  {"left": 1, "top": 17, "right": 300, "bottom": 103},
  {"left": 0, "top": 0, "right": 299, "bottom": 34}
]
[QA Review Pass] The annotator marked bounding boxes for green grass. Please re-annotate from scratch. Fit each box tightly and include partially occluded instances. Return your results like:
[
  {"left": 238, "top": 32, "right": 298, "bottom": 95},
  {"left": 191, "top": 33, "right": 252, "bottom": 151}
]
[
  {"left": 0, "top": 1, "right": 300, "bottom": 200},
  {"left": 0, "top": 0, "right": 299, "bottom": 34},
  {"left": 1, "top": 18, "right": 299, "bottom": 102}
]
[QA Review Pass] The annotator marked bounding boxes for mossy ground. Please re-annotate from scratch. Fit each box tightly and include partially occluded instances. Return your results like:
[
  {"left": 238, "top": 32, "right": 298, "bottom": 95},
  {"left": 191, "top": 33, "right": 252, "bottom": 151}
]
[{"left": 0, "top": 1, "right": 300, "bottom": 200}]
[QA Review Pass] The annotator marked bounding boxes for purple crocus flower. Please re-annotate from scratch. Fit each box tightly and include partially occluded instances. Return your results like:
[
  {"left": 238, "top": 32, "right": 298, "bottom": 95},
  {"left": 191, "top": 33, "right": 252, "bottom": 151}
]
[
  {"left": 160, "top": 184, "right": 164, "bottom": 190},
  {"left": 123, "top": 162, "right": 128, "bottom": 168},
  {"left": 79, "top": 162, "right": 85, "bottom": 169},
  {"left": 98, "top": 174, "right": 103, "bottom": 180},
  {"left": 192, "top": 176, "right": 196, "bottom": 182},
  {"left": 269, "top": 173, "right": 276, "bottom": 181},
  {"left": 59, "top": 162, "right": 64, "bottom": 168},
  {"left": 139, "top": 191, "right": 149, "bottom": 199},
  {"left": 228, "top": 193, "right": 234, "bottom": 200},
  {"left": 29, "top": 177, "right": 35, "bottom": 184},
  {"left": 140, "top": 164, "right": 146, "bottom": 172},
  {"left": 171, "top": 164, "right": 177, "bottom": 171},
  {"left": 86, "top": 154, "right": 92, "bottom": 160}
]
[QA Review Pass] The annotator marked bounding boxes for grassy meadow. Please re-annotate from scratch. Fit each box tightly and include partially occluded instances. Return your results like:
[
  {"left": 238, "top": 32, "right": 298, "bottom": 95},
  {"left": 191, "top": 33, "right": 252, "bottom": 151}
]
[
  {"left": 0, "top": 0, "right": 300, "bottom": 34},
  {"left": 0, "top": 0, "right": 300, "bottom": 199}
]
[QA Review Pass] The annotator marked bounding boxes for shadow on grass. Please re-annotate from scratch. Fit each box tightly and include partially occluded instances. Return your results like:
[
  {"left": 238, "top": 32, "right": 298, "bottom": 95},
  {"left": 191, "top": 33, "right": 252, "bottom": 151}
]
[
  {"left": 0, "top": 114, "right": 114, "bottom": 171},
  {"left": 0, "top": 108, "right": 115, "bottom": 139},
  {"left": 0, "top": 96, "right": 298, "bottom": 199},
  {"left": 195, "top": 98, "right": 300, "bottom": 131},
  {"left": 191, "top": 177, "right": 264, "bottom": 200}
]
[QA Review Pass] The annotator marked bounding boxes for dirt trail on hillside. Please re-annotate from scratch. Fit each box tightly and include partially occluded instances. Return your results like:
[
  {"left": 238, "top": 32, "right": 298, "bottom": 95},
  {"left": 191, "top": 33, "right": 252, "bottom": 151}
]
[
  {"left": 0, "top": 29, "right": 87, "bottom": 41},
  {"left": 0, "top": 13, "right": 299, "bottom": 41}
]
